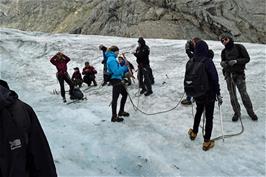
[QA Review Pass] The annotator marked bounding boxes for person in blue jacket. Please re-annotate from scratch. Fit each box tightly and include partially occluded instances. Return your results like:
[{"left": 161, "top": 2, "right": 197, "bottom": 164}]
[
  {"left": 106, "top": 46, "right": 129, "bottom": 122},
  {"left": 99, "top": 44, "right": 111, "bottom": 86}
]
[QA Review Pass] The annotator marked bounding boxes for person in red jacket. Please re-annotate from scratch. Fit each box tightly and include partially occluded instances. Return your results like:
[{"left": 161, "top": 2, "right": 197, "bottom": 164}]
[
  {"left": 71, "top": 67, "right": 83, "bottom": 88},
  {"left": 50, "top": 52, "right": 74, "bottom": 102},
  {"left": 82, "top": 62, "right": 97, "bottom": 86},
  {"left": 0, "top": 80, "right": 57, "bottom": 177}
]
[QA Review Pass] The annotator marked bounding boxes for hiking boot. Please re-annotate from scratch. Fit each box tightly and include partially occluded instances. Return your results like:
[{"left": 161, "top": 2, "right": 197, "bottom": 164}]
[
  {"left": 144, "top": 91, "right": 153, "bottom": 96},
  {"left": 188, "top": 128, "right": 197, "bottom": 140},
  {"left": 202, "top": 140, "right": 215, "bottom": 151},
  {"left": 250, "top": 114, "right": 258, "bottom": 121},
  {"left": 118, "top": 111, "right": 130, "bottom": 117},
  {"left": 232, "top": 113, "right": 240, "bottom": 122},
  {"left": 140, "top": 89, "right": 146, "bottom": 94},
  {"left": 102, "top": 82, "right": 107, "bottom": 86},
  {"left": 111, "top": 115, "right": 124, "bottom": 122},
  {"left": 63, "top": 97, "right": 66, "bottom": 103},
  {"left": 181, "top": 99, "right": 192, "bottom": 105}
]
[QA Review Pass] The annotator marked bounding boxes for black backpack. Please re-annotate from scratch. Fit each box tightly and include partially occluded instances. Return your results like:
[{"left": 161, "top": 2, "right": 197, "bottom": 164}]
[
  {"left": 184, "top": 57, "right": 209, "bottom": 98},
  {"left": 71, "top": 88, "right": 84, "bottom": 100}
]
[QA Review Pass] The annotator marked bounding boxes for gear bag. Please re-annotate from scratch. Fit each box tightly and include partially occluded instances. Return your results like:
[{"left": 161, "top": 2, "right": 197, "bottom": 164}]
[
  {"left": 184, "top": 57, "right": 209, "bottom": 98},
  {"left": 71, "top": 88, "right": 84, "bottom": 100}
]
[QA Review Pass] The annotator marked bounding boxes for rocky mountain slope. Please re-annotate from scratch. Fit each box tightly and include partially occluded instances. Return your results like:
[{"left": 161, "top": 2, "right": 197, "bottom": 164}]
[{"left": 0, "top": 0, "right": 265, "bottom": 43}]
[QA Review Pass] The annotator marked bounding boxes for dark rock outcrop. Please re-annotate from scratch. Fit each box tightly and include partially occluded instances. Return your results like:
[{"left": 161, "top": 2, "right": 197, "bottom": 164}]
[{"left": 0, "top": 0, "right": 265, "bottom": 43}]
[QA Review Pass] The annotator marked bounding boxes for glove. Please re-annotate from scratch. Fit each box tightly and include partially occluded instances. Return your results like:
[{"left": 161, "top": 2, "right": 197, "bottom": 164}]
[
  {"left": 220, "top": 61, "right": 227, "bottom": 68},
  {"left": 216, "top": 95, "right": 223, "bottom": 106},
  {"left": 228, "top": 60, "right": 237, "bottom": 66},
  {"left": 185, "top": 40, "right": 193, "bottom": 51}
]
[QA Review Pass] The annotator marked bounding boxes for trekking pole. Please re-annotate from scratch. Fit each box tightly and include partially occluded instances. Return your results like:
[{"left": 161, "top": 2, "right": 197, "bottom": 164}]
[
  {"left": 191, "top": 98, "right": 194, "bottom": 118},
  {"left": 218, "top": 104, "right": 225, "bottom": 142},
  {"left": 201, "top": 108, "right": 205, "bottom": 134}
]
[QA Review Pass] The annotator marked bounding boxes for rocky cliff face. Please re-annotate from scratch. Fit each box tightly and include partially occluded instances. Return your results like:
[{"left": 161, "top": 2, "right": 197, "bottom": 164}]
[{"left": 0, "top": 0, "right": 265, "bottom": 43}]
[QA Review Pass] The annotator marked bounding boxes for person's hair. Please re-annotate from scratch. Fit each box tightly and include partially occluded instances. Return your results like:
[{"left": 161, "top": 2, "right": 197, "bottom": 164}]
[
  {"left": 85, "top": 61, "right": 89, "bottom": 65},
  {"left": 108, "top": 46, "right": 119, "bottom": 52},
  {"left": 192, "top": 37, "right": 201, "bottom": 43},
  {"left": 0, "top": 79, "right": 10, "bottom": 89}
]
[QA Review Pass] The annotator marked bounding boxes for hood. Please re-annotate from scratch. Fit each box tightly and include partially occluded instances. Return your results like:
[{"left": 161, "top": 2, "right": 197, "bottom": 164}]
[
  {"left": 138, "top": 37, "right": 146, "bottom": 46},
  {"left": 194, "top": 40, "right": 209, "bottom": 58},
  {"left": 0, "top": 86, "right": 18, "bottom": 111},
  {"left": 105, "top": 51, "right": 117, "bottom": 59}
]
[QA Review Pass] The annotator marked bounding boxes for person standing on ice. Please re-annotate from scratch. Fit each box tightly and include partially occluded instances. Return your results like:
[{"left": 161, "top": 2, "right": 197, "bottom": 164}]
[
  {"left": 132, "top": 37, "right": 154, "bottom": 96},
  {"left": 106, "top": 46, "right": 129, "bottom": 122},
  {"left": 0, "top": 80, "right": 57, "bottom": 177},
  {"left": 50, "top": 52, "right": 74, "bottom": 103},
  {"left": 186, "top": 40, "right": 222, "bottom": 151},
  {"left": 99, "top": 44, "right": 111, "bottom": 86},
  {"left": 220, "top": 32, "right": 258, "bottom": 122},
  {"left": 181, "top": 37, "right": 214, "bottom": 105}
]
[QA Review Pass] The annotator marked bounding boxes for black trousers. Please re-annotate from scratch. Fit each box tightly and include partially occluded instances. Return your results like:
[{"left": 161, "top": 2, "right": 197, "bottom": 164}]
[
  {"left": 193, "top": 100, "right": 215, "bottom": 141},
  {"left": 138, "top": 66, "right": 152, "bottom": 92},
  {"left": 110, "top": 79, "right": 128, "bottom": 116},
  {"left": 83, "top": 75, "right": 97, "bottom": 86},
  {"left": 57, "top": 73, "right": 74, "bottom": 98}
]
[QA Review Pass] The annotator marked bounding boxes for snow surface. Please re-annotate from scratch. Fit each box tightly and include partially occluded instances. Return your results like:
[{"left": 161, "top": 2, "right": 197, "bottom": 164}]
[{"left": 0, "top": 28, "right": 265, "bottom": 177}]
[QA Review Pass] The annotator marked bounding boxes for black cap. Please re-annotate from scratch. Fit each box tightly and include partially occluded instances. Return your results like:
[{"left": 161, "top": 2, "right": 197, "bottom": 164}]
[
  {"left": 73, "top": 67, "right": 79, "bottom": 70},
  {"left": 138, "top": 37, "right": 145, "bottom": 45},
  {"left": 0, "top": 79, "right": 10, "bottom": 89}
]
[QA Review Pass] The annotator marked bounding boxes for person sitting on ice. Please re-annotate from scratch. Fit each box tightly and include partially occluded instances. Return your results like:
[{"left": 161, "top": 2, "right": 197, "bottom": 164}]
[
  {"left": 71, "top": 67, "right": 83, "bottom": 88},
  {"left": 82, "top": 61, "right": 97, "bottom": 87}
]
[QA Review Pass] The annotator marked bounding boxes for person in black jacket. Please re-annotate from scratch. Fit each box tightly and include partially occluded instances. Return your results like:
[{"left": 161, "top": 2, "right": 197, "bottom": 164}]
[
  {"left": 187, "top": 40, "right": 222, "bottom": 151},
  {"left": 0, "top": 80, "right": 57, "bottom": 177},
  {"left": 99, "top": 44, "right": 111, "bottom": 86},
  {"left": 133, "top": 37, "right": 154, "bottom": 96},
  {"left": 182, "top": 37, "right": 214, "bottom": 105},
  {"left": 220, "top": 32, "right": 258, "bottom": 121}
]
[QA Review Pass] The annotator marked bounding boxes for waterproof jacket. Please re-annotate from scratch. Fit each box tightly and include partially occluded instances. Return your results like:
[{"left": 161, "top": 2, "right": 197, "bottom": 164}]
[
  {"left": 221, "top": 43, "right": 250, "bottom": 75},
  {"left": 101, "top": 48, "right": 109, "bottom": 73},
  {"left": 193, "top": 41, "right": 220, "bottom": 101},
  {"left": 106, "top": 51, "right": 128, "bottom": 80},
  {"left": 0, "top": 86, "right": 57, "bottom": 177},
  {"left": 50, "top": 53, "right": 70, "bottom": 77},
  {"left": 72, "top": 70, "right": 82, "bottom": 80},
  {"left": 82, "top": 66, "right": 97, "bottom": 76},
  {"left": 134, "top": 45, "right": 150, "bottom": 66}
]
